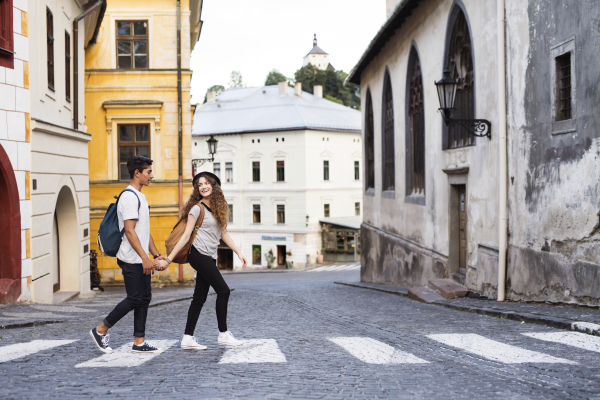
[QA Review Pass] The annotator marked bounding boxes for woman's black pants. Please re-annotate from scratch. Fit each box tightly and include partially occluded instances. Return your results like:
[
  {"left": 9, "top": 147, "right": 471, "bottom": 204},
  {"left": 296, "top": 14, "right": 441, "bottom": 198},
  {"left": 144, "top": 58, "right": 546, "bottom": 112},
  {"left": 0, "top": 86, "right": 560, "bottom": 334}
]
[{"left": 185, "top": 246, "right": 230, "bottom": 335}]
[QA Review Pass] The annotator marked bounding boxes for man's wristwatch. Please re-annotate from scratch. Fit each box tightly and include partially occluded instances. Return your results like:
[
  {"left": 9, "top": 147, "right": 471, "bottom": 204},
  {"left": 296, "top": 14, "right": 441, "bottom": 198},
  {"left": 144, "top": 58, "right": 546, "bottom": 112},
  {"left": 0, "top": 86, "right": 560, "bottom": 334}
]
[{"left": 152, "top": 253, "right": 161, "bottom": 259}]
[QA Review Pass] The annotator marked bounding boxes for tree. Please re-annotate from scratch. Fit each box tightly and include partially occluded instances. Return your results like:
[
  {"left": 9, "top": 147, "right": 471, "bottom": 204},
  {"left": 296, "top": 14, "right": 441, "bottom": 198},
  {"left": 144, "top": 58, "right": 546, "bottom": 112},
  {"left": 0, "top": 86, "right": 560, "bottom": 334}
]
[
  {"left": 228, "top": 71, "right": 244, "bottom": 88},
  {"left": 202, "top": 85, "right": 225, "bottom": 104},
  {"left": 293, "top": 65, "right": 360, "bottom": 109},
  {"left": 265, "top": 69, "right": 288, "bottom": 86}
]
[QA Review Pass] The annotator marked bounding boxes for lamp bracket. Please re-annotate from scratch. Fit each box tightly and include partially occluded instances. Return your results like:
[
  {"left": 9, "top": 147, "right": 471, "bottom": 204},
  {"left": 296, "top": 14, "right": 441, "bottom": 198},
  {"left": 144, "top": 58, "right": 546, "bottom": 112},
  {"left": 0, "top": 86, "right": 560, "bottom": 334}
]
[
  {"left": 191, "top": 156, "right": 215, "bottom": 175},
  {"left": 439, "top": 110, "right": 492, "bottom": 139}
]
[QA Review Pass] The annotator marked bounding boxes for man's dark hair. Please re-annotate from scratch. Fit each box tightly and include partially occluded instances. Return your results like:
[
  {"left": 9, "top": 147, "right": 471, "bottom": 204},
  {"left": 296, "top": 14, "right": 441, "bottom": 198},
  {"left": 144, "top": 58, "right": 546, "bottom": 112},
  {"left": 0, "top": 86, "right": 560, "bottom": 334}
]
[{"left": 127, "top": 156, "right": 153, "bottom": 179}]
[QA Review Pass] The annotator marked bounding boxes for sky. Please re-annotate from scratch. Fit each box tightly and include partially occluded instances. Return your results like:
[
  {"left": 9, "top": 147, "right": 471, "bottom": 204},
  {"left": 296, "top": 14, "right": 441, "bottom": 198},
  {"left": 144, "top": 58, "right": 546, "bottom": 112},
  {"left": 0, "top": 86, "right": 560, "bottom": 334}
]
[{"left": 189, "top": 0, "right": 386, "bottom": 104}]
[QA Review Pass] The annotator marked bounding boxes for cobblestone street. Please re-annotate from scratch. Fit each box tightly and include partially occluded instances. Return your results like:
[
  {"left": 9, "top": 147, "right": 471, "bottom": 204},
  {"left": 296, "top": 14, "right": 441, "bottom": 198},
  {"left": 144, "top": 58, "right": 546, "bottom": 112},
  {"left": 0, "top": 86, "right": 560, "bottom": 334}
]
[{"left": 2, "top": 269, "right": 600, "bottom": 399}]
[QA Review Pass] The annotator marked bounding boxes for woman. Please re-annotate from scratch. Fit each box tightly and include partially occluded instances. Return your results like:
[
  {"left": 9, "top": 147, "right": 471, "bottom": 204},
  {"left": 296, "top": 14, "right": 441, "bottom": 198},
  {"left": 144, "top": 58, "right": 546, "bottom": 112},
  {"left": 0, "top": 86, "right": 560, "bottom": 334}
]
[{"left": 156, "top": 171, "right": 247, "bottom": 349}]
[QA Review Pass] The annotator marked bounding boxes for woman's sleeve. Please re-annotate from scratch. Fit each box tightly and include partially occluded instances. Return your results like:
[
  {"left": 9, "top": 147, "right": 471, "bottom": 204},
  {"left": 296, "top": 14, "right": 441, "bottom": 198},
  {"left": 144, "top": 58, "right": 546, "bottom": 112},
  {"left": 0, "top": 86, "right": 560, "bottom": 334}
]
[{"left": 189, "top": 205, "right": 200, "bottom": 220}]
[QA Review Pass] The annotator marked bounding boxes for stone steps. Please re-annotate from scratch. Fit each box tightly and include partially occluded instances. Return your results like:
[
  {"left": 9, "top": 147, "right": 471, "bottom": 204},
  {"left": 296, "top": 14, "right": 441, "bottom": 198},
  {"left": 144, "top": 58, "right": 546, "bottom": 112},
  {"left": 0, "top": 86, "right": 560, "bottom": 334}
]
[
  {"left": 408, "top": 286, "right": 445, "bottom": 303},
  {"left": 428, "top": 278, "right": 468, "bottom": 299}
]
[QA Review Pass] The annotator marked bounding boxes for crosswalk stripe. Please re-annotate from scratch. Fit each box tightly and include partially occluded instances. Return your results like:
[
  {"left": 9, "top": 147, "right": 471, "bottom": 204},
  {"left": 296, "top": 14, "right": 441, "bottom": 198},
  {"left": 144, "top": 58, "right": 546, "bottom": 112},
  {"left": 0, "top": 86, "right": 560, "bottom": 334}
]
[
  {"left": 329, "top": 337, "right": 429, "bottom": 364},
  {"left": 0, "top": 340, "right": 78, "bottom": 363},
  {"left": 307, "top": 266, "right": 332, "bottom": 272},
  {"left": 522, "top": 332, "right": 600, "bottom": 353},
  {"left": 325, "top": 264, "right": 351, "bottom": 271},
  {"left": 75, "top": 340, "right": 177, "bottom": 368},
  {"left": 219, "top": 339, "right": 287, "bottom": 364},
  {"left": 338, "top": 264, "right": 360, "bottom": 270},
  {"left": 428, "top": 334, "right": 577, "bottom": 364}
]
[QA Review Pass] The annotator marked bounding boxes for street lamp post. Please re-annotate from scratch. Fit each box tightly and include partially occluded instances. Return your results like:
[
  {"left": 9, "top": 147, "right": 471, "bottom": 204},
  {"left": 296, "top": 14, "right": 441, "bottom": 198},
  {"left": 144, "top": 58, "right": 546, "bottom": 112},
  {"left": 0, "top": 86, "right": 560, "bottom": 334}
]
[
  {"left": 434, "top": 70, "right": 492, "bottom": 139},
  {"left": 191, "top": 135, "right": 219, "bottom": 176}
]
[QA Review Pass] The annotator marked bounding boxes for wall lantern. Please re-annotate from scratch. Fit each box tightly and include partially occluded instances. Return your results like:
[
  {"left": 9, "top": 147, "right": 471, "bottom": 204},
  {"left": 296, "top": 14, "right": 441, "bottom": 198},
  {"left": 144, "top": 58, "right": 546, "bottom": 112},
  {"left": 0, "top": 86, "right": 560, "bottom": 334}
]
[
  {"left": 434, "top": 70, "right": 492, "bottom": 139},
  {"left": 191, "top": 135, "right": 219, "bottom": 176}
]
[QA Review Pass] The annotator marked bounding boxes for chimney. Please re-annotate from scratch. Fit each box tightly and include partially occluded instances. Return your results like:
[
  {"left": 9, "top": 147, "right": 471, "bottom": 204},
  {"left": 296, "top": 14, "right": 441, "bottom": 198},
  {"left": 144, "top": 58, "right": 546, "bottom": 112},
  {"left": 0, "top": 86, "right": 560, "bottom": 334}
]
[
  {"left": 313, "top": 85, "right": 323, "bottom": 98},
  {"left": 278, "top": 81, "right": 287, "bottom": 95},
  {"left": 294, "top": 82, "right": 302, "bottom": 96},
  {"left": 207, "top": 91, "right": 217, "bottom": 103}
]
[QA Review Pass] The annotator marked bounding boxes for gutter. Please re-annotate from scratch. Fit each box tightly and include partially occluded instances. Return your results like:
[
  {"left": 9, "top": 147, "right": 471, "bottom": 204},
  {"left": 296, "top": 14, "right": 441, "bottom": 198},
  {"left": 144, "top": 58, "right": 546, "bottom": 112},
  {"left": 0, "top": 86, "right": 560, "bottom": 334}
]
[
  {"left": 177, "top": 0, "right": 184, "bottom": 282},
  {"left": 72, "top": 0, "right": 104, "bottom": 130},
  {"left": 497, "top": 0, "right": 508, "bottom": 301}
]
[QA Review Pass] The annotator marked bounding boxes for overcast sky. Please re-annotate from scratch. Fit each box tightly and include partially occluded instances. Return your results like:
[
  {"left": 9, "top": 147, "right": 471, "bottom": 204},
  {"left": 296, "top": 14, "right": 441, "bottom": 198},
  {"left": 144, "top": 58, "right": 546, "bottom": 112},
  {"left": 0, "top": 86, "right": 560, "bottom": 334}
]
[{"left": 189, "top": 0, "right": 386, "bottom": 104}]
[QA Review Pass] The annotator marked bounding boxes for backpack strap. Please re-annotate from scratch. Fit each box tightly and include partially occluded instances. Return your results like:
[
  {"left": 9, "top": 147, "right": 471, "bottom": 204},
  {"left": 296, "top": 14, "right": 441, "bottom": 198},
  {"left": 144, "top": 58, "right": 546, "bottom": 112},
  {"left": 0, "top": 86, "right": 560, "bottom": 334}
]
[
  {"left": 187, "top": 203, "right": 206, "bottom": 254},
  {"left": 116, "top": 188, "right": 141, "bottom": 210}
]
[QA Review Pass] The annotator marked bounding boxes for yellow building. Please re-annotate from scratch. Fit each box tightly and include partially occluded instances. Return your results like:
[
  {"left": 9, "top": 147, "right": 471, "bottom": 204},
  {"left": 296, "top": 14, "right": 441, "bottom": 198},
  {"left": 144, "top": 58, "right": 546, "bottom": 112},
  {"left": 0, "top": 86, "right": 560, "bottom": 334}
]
[{"left": 85, "top": 0, "right": 203, "bottom": 284}]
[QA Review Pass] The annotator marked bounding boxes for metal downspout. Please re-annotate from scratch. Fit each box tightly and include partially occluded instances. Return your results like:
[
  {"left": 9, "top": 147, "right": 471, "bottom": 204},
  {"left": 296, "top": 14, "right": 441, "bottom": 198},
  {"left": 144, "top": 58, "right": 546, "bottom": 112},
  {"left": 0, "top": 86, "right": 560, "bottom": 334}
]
[
  {"left": 72, "top": 0, "right": 103, "bottom": 130},
  {"left": 497, "top": 0, "right": 508, "bottom": 301},
  {"left": 177, "top": 0, "right": 184, "bottom": 282}
]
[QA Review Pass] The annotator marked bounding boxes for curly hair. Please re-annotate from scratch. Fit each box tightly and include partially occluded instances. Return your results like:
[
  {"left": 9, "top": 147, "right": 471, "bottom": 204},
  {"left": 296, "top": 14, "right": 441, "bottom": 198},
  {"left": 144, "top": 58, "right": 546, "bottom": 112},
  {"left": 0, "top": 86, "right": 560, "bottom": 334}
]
[{"left": 180, "top": 175, "right": 229, "bottom": 230}]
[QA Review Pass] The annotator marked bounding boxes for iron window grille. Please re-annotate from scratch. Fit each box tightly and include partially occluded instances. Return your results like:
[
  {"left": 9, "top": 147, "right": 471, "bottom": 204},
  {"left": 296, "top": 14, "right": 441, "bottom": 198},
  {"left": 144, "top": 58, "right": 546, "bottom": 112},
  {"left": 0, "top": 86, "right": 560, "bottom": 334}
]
[
  {"left": 323, "top": 160, "right": 329, "bottom": 181},
  {"left": 276, "top": 161, "right": 285, "bottom": 182},
  {"left": 116, "top": 20, "right": 149, "bottom": 69},
  {"left": 253, "top": 204, "right": 261, "bottom": 223},
  {"left": 118, "top": 124, "right": 150, "bottom": 181},
  {"left": 277, "top": 205, "right": 285, "bottom": 224},
  {"left": 556, "top": 53, "right": 572, "bottom": 121},
  {"left": 382, "top": 71, "right": 395, "bottom": 190},
  {"left": 252, "top": 161, "right": 260, "bottom": 182},
  {"left": 47, "top": 7, "right": 55, "bottom": 90}
]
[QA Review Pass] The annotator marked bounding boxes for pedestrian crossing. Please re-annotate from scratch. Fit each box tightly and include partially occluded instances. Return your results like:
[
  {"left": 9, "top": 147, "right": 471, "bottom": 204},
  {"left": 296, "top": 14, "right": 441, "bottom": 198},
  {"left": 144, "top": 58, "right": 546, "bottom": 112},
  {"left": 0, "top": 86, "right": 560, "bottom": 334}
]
[
  {"left": 306, "top": 263, "right": 361, "bottom": 272},
  {"left": 1, "top": 332, "right": 598, "bottom": 367}
]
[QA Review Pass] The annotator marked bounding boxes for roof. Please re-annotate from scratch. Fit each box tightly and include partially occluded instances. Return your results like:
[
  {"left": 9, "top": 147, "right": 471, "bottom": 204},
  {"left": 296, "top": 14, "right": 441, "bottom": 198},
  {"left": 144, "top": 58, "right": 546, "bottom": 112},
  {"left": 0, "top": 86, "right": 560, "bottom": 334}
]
[
  {"left": 346, "top": 0, "right": 420, "bottom": 85},
  {"left": 192, "top": 86, "right": 361, "bottom": 136},
  {"left": 305, "top": 44, "right": 328, "bottom": 56},
  {"left": 319, "top": 216, "right": 363, "bottom": 230}
]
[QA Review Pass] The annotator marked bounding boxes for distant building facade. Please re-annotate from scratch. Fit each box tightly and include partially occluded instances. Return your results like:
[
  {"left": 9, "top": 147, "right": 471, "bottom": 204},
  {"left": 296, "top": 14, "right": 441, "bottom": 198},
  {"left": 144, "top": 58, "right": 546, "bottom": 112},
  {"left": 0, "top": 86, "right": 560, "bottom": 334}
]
[
  {"left": 0, "top": 0, "right": 104, "bottom": 304},
  {"left": 303, "top": 34, "right": 335, "bottom": 71},
  {"left": 350, "top": 0, "right": 600, "bottom": 306},
  {"left": 193, "top": 83, "right": 362, "bottom": 269}
]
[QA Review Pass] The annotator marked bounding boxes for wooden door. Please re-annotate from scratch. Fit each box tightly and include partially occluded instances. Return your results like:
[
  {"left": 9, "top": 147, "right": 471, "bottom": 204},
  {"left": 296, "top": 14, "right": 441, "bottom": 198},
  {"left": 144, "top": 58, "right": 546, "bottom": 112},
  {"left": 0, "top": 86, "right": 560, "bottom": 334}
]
[
  {"left": 459, "top": 185, "right": 467, "bottom": 270},
  {"left": 277, "top": 245, "right": 286, "bottom": 266}
]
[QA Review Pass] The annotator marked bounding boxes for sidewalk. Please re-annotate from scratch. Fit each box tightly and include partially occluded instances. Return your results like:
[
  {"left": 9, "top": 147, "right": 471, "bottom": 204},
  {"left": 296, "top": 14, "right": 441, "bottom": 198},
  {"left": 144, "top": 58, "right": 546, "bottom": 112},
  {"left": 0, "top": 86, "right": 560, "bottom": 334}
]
[{"left": 336, "top": 280, "right": 600, "bottom": 336}]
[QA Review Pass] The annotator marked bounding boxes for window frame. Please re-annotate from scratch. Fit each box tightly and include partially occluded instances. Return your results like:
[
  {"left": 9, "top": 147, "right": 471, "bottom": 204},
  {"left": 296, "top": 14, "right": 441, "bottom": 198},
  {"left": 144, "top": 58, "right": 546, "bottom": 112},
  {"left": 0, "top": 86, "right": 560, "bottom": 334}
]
[
  {"left": 550, "top": 36, "right": 577, "bottom": 135},
  {"left": 364, "top": 88, "right": 375, "bottom": 194},
  {"left": 276, "top": 204, "right": 285, "bottom": 224},
  {"left": 117, "top": 124, "right": 151, "bottom": 181},
  {"left": 323, "top": 160, "right": 329, "bottom": 181},
  {"left": 324, "top": 204, "right": 330, "bottom": 217},
  {"left": 213, "top": 162, "right": 221, "bottom": 179},
  {"left": 228, "top": 204, "right": 233, "bottom": 223},
  {"left": 355, "top": 202, "right": 360, "bottom": 216},
  {"left": 47, "top": 7, "right": 55, "bottom": 91},
  {"left": 276, "top": 160, "right": 285, "bottom": 182},
  {"left": 252, "top": 161, "right": 260, "bottom": 182},
  {"left": 252, "top": 204, "right": 261, "bottom": 223},
  {"left": 252, "top": 245, "right": 262, "bottom": 265},
  {"left": 225, "top": 162, "right": 233, "bottom": 183},
  {"left": 0, "top": 0, "right": 15, "bottom": 69},
  {"left": 381, "top": 69, "right": 395, "bottom": 196},
  {"left": 354, "top": 160, "right": 360, "bottom": 181},
  {"left": 115, "top": 20, "right": 149, "bottom": 70},
  {"left": 65, "top": 30, "right": 71, "bottom": 102}
]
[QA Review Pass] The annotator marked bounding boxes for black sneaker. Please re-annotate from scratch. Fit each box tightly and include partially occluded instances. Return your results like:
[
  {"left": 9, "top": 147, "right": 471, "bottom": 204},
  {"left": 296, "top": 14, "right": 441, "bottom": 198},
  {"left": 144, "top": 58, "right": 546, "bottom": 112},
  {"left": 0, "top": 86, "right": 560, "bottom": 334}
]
[
  {"left": 90, "top": 327, "right": 113, "bottom": 354},
  {"left": 132, "top": 342, "right": 164, "bottom": 354}
]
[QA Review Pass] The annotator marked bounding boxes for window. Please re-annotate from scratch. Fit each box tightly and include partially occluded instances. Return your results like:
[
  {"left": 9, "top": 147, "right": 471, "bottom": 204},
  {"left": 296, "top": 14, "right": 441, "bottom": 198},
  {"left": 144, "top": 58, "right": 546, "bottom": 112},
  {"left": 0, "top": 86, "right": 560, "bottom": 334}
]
[
  {"left": 277, "top": 205, "right": 285, "bottom": 224},
  {"left": 354, "top": 161, "right": 360, "bottom": 180},
  {"left": 355, "top": 202, "right": 360, "bottom": 216},
  {"left": 252, "top": 245, "right": 261, "bottom": 265},
  {"left": 225, "top": 162, "right": 233, "bottom": 183},
  {"left": 116, "top": 20, "right": 148, "bottom": 69},
  {"left": 46, "top": 7, "right": 55, "bottom": 90},
  {"left": 213, "top": 162, "right": 221, "bottom": 178},
  {"left": 407, "top": 47, "right": 425, "bottom": 196},
  {"left": 253, "top": 204, "right": 261, "bottom": 223},
  {"left": 444, "top": 8, "right": 474, "bottom": 149},
  {"left": 228, "top": 204, "right": 233, "bottom": 223},
  {"left": 365, "top": 89, "right": 375, "bottom": 190},
  {"left": 323, "top": 160, "right": 329, "bottom": 181},
  {"left": 65, "top": 31, "right": 71, "bottom": 102},
  {"left": 324, "top": 204, "right": 330, "bottom": 217},
  {"left": 382, "top": 70, "right": 395, "bottom": 191},
  {"left": 118, "top": 124, "right": 150, "bottom": 180},
  {"left": 0, "top": 0, "right": 15, "bottom": 69},
  {"left": 252, "top": 161, "right": 260, "bottom": 182},
  {"left": 276, "top": 161, "right": 285, "bottom": 182},
  {"left": 556, "top": 53, "right": 572, "bottom": 121}
]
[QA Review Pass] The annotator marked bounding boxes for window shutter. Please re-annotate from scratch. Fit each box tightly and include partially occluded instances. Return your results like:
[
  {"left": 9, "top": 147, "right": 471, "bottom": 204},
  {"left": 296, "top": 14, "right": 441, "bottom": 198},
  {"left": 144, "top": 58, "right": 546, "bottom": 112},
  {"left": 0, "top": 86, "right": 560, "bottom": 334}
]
[{"left": 0, "top": 0, "right": 14, "bottom": 69}]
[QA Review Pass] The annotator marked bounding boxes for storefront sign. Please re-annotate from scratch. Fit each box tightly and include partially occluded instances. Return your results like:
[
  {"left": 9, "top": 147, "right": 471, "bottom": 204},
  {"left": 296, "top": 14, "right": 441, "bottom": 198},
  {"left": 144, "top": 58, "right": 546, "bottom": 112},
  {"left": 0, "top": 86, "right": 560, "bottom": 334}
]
[{"left": 261, "top": 235, "right": 286, "bottom": 241}]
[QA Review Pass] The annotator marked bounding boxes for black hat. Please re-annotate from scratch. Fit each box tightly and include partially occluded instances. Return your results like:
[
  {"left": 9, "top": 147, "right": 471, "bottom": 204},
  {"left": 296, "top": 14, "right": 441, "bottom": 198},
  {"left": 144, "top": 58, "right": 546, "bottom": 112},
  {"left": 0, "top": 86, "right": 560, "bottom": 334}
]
[{"left": 193, "top": 171, "right": 221, "bottom": 187}]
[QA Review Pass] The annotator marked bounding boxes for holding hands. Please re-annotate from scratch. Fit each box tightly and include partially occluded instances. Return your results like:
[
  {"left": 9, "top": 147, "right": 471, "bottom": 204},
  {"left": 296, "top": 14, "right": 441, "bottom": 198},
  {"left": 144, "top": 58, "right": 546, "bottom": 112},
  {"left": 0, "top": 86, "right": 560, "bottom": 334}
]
[{"left": 154, "top": 256, "right": 170, "bottom": 271}]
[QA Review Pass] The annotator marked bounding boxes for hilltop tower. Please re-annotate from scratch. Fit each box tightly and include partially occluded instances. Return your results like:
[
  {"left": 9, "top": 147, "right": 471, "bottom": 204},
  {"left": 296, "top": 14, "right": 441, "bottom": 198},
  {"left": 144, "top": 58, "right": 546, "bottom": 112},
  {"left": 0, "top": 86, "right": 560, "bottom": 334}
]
[{"left": 303, "top": 34, "right": 335, "bottom": 71}]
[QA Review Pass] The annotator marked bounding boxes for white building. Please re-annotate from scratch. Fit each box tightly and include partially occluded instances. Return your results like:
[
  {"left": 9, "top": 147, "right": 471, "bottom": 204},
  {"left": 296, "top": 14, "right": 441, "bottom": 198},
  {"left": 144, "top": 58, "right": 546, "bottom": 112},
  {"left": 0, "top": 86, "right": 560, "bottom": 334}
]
[
  {"left": 302, "top": 34, "right": 335, "bottom": 71},
  {"left": 192, "top": 82, "right": 362, "bottom": 269},
  {"left": 0, "top": 0, "right": 104, "bottom": 304}
]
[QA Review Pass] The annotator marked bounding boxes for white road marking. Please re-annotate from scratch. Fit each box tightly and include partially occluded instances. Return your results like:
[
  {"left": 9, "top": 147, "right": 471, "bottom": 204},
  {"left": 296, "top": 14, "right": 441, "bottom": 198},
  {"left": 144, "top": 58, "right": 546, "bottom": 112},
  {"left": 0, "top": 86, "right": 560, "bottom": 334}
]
[
  {"left": 218, "top": 339, "right": 287, "bottom": 364},
  {"left": 0, "top": 340, "right": 78, "bottom": 363},
  {"left": 307, "top": 266, "right": 333, "bottom": 272},
  {"left": 75, "top": 340, "right": 177, "bottom": 368},
  {"left": 327, "top": 264, "right": 352, "bottom": 271},
  {"left": 523, "top": 332, "right": 600, "bottom": 353},
  {"left": 338, "top": 264, "right": 360, "bottom": 271},
  {"left": 428, "top": 334, "right": 577, "bottom": 364},
  {"left": 329, "top": 337, "right": 429, "bottom": 364}
]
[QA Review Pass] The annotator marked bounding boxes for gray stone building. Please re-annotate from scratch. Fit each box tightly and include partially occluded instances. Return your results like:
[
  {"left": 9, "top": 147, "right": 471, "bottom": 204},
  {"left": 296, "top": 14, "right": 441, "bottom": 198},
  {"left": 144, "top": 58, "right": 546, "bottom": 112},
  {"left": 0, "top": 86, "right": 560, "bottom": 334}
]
[{"left": 349, "top": 0, "right": 600, "bottom": 306}]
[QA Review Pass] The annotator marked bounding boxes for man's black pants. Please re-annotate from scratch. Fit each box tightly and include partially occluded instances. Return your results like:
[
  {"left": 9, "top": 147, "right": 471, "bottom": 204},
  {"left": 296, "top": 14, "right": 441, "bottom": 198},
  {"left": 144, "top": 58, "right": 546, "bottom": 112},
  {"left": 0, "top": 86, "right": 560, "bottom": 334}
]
[
  {"left": 103, "top": 259, "right": 152, "bottom": 337},
  {"left": 185, "top": 247, "right": 230, "bottom": 336}
]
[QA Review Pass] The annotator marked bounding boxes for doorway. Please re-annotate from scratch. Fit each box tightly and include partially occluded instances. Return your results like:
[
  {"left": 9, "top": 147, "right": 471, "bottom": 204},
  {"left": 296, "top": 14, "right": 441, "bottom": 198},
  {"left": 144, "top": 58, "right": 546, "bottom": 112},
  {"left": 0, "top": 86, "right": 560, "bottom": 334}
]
[
  {"left": 217, "top": 239, "right": 233, "bottom": 270},
  {"left": 449, "top": 183, "right": 467, "bottom": 275},
  {"left": 277, "top": 245, "right": 286, "bottom": 266},
  {"left": 52, "top": 213, "right": 60, "bottom": 293}
]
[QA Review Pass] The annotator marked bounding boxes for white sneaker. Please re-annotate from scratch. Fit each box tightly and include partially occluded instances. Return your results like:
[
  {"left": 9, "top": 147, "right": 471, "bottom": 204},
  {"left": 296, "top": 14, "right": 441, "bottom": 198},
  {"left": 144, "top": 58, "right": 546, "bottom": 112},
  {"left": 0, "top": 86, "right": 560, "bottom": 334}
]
[
  {"left": 218, "top": 331, "right": 243, "bottom": 346},
  {"left": 181, "top": 334, "right": 207, "bottom": 350}
]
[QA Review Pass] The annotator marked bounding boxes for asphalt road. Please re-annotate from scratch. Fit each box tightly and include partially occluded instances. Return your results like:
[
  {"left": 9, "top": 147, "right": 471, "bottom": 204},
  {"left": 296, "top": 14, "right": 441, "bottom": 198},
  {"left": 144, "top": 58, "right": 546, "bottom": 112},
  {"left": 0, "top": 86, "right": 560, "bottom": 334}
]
[{"left": 1, "top": 268, "right": 600, "bottom": 399}]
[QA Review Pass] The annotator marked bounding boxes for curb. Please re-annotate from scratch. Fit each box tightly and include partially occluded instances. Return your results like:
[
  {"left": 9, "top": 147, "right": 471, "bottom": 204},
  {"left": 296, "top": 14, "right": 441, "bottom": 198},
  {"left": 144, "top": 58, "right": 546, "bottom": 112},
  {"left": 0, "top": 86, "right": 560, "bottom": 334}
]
[{"left": 335, "top": 281, "right": 600, "bottom": 336}]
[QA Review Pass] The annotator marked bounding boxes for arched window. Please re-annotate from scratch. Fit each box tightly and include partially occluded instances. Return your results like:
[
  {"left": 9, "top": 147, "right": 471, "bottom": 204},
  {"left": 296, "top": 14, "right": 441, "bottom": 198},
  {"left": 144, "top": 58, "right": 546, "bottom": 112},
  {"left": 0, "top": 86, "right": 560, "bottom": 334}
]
[
  {"left": 364, "top": 89, "right": 375, "bottom": 191},
  {"left": 444, "top": 6, "right": 474, "bottom": 149},
  {"left": 406, "top": 46, "right": 425, "bottom": 196},
  {"left": 382, "top": 70, "right": 395, "bottom": 191}
]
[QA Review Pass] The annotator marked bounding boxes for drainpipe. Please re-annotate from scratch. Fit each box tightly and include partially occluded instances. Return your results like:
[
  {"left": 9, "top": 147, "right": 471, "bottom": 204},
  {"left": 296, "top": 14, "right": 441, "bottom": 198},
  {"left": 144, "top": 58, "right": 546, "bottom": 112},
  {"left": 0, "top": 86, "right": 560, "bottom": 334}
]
[
  {"left": 72, "top": 0, "right": 103, "bottom": 130},
  {"left": 177, "top": 0, "right": 184, "bottom": 282},
  {"left": 497, "top": 0, "right": 508, "bottom": 302}
]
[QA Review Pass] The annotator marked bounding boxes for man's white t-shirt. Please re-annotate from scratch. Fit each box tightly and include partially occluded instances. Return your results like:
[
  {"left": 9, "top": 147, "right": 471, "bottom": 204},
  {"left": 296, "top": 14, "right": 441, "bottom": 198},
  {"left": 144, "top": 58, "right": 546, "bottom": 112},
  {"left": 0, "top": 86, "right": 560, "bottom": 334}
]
[{"left": 116, "top": 186, "right": 150, "bottom": 264}]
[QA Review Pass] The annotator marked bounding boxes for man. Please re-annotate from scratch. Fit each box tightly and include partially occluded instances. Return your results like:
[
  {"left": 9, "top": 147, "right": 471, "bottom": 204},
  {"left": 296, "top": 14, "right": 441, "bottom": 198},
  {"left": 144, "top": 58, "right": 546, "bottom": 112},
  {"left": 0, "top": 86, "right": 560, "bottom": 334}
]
[{"left": 90, "top": 156, "right": 164, "bottom": 354}]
